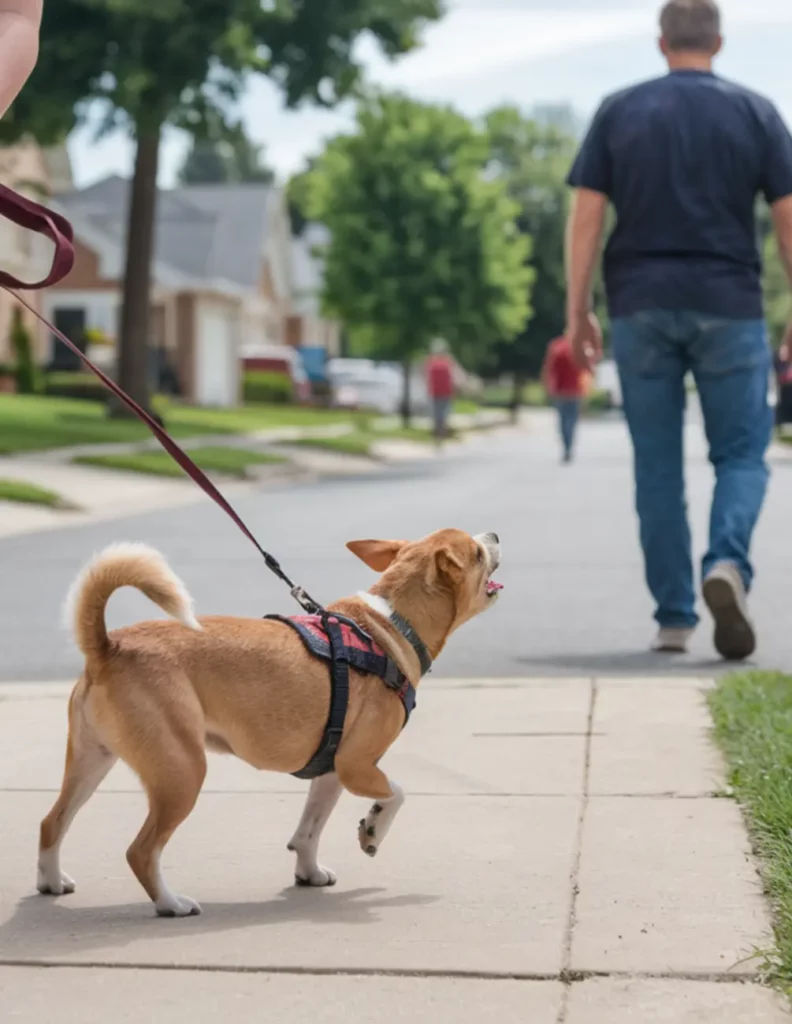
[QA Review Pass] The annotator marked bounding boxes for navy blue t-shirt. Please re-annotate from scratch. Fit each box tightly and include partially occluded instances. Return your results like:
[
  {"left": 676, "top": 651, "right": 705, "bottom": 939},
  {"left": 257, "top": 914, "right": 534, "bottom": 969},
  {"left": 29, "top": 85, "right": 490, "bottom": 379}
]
[{"left": 567, "top": 71, "right": 792, "bottom": 319}]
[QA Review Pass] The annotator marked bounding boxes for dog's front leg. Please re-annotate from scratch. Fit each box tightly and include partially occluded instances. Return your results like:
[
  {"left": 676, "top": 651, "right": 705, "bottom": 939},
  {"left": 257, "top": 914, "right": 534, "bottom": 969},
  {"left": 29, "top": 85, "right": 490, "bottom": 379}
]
[{"left": 287, "top": 773, "right": 342, "bottom": 887}]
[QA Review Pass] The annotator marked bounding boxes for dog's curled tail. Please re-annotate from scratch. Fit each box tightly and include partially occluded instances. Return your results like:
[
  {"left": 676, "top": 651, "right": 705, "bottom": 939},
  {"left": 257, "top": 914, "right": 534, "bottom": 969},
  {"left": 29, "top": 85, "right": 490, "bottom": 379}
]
[{"left": 66, "top": 543, "right": 201, "bottom": 658}]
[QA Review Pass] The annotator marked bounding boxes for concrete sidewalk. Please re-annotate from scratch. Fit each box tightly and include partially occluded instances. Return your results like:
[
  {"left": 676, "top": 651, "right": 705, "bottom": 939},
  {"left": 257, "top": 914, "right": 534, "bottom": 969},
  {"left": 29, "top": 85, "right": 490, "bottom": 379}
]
[{"left": 0, "top": 677, "right": 787, "bottom": 1022}]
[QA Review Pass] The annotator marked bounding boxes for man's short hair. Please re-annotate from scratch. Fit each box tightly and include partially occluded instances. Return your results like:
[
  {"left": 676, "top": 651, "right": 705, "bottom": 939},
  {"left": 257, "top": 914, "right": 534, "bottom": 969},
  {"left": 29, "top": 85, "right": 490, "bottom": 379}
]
[{"left": 660, "top": 0, "right": 721, "bottom": 51}]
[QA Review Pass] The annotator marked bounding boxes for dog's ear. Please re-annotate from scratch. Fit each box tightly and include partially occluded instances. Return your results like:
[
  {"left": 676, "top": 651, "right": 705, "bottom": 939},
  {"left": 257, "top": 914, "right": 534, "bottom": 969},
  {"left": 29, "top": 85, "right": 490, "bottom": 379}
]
[
  {"left": 434, "top": 545, "right": 465, "bottom": 583},
  {"left": 346, "top": 539, "right": 407, "bottom": 572}
]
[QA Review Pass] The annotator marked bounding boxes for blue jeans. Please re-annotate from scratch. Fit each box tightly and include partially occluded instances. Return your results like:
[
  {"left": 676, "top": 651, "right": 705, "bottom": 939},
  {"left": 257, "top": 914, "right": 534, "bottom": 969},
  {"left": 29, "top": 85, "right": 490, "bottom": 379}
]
[
  {"left": 556, "top": 397, "right": 580, "bottom": 458},
  {"left": 612, "top": 311, "right": 772, "bottom": 629}
]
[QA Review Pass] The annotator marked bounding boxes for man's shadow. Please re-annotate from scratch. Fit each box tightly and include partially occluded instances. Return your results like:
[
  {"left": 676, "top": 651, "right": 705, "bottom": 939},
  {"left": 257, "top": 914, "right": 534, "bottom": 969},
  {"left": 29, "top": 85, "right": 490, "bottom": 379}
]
[{"left": 0, "top": 885, "right": 439, "bottom": 963}]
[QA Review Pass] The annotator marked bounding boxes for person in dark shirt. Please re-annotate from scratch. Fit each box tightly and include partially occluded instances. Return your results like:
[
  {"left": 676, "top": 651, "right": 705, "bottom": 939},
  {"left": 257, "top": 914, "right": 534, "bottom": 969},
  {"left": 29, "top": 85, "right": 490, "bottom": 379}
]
[{"left": 565, "top": 0, "right": 792, "bottom": 660}]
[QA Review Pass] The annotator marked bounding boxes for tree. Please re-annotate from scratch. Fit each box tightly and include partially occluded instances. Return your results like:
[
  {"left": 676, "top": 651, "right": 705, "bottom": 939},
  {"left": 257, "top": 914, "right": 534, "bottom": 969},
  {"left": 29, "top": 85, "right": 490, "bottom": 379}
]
[
  {"left": 2, "top": 0, "right": 444, "bottom": 414},
  {"left": 298, "top": 93, "right": 533, "bottom": 423},
  {"left": 178, "top": 122, "right": 275, "bottom": 185},
  {"left": 482, "top": 107, "right": 577, "bottom": 406}
]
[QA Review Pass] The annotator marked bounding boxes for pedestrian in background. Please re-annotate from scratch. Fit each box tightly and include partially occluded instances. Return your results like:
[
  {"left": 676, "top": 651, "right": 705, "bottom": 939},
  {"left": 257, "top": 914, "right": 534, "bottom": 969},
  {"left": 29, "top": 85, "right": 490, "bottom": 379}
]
[
  {"left": 564, "top": 0, "right": 792, "bottom": 660},
  {"left": 425, "top": 339, "right": 455, "bottom": 443},
  {"left": 541, "top": 335, "right": 588, "bottom": 463},
  {"left": 0, "top": 0, "right": 42, "bottom": 118}
]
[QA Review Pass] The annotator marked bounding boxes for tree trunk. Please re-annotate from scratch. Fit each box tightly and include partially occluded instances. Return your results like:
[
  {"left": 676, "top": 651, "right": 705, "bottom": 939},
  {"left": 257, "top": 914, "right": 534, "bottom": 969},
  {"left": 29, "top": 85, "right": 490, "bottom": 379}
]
[
  {"left": 510, "top": 371, "right": 526, "bottom": 424},
  {"left": 112, "top": 122, "right": 162, "bottom": 417},
  {"left": 400, "top": 359, "right": 412, "bottom": 428}
]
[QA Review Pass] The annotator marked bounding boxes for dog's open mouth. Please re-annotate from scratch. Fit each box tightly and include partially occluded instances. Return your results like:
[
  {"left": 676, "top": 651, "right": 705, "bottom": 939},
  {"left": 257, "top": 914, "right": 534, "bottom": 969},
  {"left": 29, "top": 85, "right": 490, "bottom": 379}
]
[{"left": 486, "top": 579, "right": 503, "bottom": 597}]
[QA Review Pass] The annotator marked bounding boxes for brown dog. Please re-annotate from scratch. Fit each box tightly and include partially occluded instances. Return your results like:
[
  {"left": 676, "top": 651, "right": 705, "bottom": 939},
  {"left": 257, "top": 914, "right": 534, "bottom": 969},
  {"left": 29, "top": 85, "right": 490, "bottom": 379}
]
[{"left": 37, "top": 528, "right": 502, "bottom": 916}]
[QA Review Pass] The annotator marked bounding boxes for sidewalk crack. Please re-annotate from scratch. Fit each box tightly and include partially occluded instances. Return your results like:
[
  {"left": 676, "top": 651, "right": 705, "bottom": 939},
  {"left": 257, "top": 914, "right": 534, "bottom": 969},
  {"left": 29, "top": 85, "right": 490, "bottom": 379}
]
[{"left": 557, "top": 679, "right": 597, "bottom": 1024}]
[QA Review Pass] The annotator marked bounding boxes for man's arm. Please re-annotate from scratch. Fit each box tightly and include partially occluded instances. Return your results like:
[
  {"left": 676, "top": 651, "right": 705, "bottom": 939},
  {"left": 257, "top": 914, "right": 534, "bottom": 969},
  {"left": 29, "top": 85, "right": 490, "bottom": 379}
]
[
  {"left": 0, "top": 0, "right": 42, "bottom": 119},
  {"left": 565, "top": 188, "right": 607, "bottom": 370},
  {"left": 565, "top": 188, "right": 608, "bottom": 325},
  {"left": 772, "top": 195, "right": 792, "bottom": 290}
]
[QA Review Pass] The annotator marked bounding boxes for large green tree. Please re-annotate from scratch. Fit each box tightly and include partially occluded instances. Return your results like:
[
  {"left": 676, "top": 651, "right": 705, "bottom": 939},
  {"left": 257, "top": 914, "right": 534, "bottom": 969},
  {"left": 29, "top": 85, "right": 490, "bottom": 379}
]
[
  {"left": 2, "top": 0, "right": 443, "bottom": 413},
  {"left": 298, "top": 93, "right": 533, "bottom": 422}
]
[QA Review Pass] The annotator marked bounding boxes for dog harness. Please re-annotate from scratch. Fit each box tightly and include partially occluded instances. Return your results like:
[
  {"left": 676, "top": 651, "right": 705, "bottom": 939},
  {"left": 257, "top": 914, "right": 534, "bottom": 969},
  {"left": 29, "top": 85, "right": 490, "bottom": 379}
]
[{"left": 263, "top": 612, "right": 418, "bottom": 780}]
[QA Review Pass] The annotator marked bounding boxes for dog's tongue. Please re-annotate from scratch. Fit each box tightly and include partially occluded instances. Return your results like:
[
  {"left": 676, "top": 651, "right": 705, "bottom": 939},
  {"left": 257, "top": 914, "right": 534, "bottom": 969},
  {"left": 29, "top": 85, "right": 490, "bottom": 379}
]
[{"left": 486, "top": 579, "right": 504, "bottom": 595}]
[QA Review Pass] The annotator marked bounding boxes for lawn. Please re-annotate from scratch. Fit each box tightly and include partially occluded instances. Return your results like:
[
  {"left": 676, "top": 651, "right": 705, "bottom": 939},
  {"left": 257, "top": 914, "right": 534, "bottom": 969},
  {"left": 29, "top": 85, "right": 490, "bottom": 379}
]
[
  {"left": 287, "top": 426, "right": 434, "bottom": 458},
  {"left": 0, "top": 394, "right": 359, "bottom": 454},
  {"left": 0, "top": 478, "right": 65, "bottom": 507},
  {"left": 75, "top": 446, "right": 287, "bottom": 480},
  {"left": 708, "top": 671, "right": 792, "bottom": 989}
]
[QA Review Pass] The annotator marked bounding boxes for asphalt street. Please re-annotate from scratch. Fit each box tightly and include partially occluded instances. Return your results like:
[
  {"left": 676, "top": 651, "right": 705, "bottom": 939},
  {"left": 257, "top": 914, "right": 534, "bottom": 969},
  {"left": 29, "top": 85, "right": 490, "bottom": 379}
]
[{"left": 3, "top": 411, "right": 792, "bottom": 682}]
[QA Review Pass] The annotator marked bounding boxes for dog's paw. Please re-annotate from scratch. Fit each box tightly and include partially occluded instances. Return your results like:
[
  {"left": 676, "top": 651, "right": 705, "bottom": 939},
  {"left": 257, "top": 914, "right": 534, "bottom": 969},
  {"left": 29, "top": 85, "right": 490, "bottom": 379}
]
[
  {"left": 36, "top": 870, "right": 76, "bottom": 896},
  {"left": 358, "top": 806, "right": 382, "bottom": 857},
  {"left": 155, "top": 893, "right": 202, "bottom": 918},
  {"left": 295, "top": 864, "right": 337, "bottom": 887}
]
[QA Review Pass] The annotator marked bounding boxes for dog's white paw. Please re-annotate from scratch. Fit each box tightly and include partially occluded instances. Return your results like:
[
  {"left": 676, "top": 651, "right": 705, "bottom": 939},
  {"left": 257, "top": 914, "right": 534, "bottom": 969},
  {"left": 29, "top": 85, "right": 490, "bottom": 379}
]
[
  {"left": 295, "top": 864, "right": 337, "bottom": 887},
  {"left": 37, "top": 868, "right": 76, "bottom": 896},
  {"left": 155, "top": 893, "right": 202, "bottom": 918},
  {"left": 358, "top": 805, "right": 383, "bottom": 857}
]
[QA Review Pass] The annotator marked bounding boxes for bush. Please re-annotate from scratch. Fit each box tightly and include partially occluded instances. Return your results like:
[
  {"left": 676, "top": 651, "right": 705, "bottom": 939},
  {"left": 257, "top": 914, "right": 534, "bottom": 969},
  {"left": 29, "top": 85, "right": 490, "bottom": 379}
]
[
  {"left": 10, "top": 307, "right": 40, "bottom": 395},
  {"left": 584, "top": 389, "right": 613, "bottom": 413},
  {"left": 243, "top": 371, "right": 294, "bottom": 405},
  {"left": 44, "top": 371, "right": 108, "bottom": 402}
]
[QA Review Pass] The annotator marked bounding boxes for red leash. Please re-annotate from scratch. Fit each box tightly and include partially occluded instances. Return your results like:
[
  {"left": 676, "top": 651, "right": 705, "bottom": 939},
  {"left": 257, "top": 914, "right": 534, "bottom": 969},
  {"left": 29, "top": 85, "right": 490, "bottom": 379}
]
[{"left": 0, "top": 183, "right": 323, "bottom": 614}]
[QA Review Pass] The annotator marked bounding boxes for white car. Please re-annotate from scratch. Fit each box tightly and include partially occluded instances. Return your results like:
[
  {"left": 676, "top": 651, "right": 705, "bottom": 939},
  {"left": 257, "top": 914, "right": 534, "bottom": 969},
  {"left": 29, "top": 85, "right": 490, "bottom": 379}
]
[
  {"left": 595, "top": 359, "right": 622, "bottom": 408},
  {"left": 328, "top": 359, "right": 430, "bottom": 415}
]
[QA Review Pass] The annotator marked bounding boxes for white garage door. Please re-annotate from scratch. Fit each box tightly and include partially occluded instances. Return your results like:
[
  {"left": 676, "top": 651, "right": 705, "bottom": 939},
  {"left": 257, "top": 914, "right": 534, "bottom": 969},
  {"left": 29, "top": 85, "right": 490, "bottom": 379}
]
[{"left": 196, "top": 301, "right": 239, "bottom": 407}]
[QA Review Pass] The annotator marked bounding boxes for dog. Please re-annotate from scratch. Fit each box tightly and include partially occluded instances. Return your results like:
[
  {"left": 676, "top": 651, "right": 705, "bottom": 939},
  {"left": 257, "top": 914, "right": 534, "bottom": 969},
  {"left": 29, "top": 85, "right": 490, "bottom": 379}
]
[{"left": 37, "top": 528, "right": 502, "bottom": 917}]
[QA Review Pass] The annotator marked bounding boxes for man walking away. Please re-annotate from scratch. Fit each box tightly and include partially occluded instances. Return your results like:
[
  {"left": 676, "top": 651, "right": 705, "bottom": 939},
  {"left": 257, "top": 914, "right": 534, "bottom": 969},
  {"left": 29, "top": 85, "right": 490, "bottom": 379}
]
[
  {"left": 426, "top": 339, "right": 454, "bottom": 443},
  {"left": 564, "top": 0, "right": 792, "bottom": 660},
  {"left": 541, "top": 335, "right": 586, "bottom": 463}
]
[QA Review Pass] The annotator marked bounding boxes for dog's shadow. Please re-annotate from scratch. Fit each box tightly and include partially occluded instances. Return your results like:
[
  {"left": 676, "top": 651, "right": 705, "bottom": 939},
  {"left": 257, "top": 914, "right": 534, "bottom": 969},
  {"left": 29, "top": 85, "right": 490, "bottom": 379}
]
[{"left": 0, "top": 885, "right": 439, "bottom": 962}]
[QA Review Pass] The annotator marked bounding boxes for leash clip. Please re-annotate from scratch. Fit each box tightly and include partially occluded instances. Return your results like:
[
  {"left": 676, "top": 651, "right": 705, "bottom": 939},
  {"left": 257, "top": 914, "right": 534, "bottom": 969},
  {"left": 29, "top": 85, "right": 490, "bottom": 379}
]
[{"left": 290, "top": 586, "right": 323, "bottom": 616}]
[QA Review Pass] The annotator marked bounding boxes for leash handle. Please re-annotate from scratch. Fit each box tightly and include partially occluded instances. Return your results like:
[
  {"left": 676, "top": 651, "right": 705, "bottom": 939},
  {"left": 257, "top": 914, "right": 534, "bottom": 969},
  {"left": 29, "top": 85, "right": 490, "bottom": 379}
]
[{"left": 0, "top": 184, "right": 324, "bottom": 616}]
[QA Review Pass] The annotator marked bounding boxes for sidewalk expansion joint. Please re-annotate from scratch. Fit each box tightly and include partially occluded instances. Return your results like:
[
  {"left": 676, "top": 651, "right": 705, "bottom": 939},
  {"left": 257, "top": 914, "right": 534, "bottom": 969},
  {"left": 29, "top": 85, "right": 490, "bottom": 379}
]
[
  {"left": 0, "top": 960, "right": 763, "bottom": 983},
  {"left": 557, "top": 679, "right": 598, "bottom": 1024}
]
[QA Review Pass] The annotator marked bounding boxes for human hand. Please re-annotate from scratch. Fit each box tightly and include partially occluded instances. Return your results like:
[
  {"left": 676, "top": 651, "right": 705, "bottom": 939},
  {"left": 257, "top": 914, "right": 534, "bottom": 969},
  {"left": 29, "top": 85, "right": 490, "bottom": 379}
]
[{"left": 567, "top": 311, "right": 603, "bottom": 372}]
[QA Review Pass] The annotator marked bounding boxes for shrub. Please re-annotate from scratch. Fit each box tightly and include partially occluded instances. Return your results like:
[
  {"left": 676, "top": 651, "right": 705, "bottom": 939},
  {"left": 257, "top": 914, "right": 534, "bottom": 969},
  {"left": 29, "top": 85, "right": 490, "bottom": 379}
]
[
  {"left": 44, "top": 371, "right": 108, "bottom": 402},
  {"left": 243, "top": 370, "right": 294, "bottom": 405},
  {"left": 10, "top": 307, "right": 40, "bottom": 394},
  {"left": 584, "top": 389, "right": 613, "bottom": 413}
]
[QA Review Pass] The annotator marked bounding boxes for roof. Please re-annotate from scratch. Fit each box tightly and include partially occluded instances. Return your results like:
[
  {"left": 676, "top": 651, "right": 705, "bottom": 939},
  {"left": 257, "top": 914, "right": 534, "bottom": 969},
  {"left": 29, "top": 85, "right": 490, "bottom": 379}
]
[{"left": 55, "top": 175, "right": 271, "bottom": 291}]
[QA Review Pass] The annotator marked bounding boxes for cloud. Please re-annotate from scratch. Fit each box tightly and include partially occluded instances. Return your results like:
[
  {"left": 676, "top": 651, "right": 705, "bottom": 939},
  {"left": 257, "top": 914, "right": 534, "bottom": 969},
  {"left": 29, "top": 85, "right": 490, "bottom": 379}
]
[{"left": 68, "top": 0, "right": 792, "bottom": 188}]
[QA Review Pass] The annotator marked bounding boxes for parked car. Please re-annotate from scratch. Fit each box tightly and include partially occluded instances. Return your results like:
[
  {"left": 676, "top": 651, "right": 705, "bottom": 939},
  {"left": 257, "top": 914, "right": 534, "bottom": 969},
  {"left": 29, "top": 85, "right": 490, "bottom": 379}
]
[
  {"left": 327, "top": 359, "right": 431, "bottom": 415},
  {"left": 242, "top": 344, "right": 312, "bottom": 402}
]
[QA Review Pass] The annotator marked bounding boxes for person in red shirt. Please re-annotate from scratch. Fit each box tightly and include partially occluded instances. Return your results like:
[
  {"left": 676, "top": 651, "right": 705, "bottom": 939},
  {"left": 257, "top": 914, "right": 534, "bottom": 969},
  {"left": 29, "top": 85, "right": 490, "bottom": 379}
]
[
  {"left": 425, "top": 339, "right": 455, "bottom": 442},
  {"left": 541, "top": 335, "right": 588, "bottom": 462}
]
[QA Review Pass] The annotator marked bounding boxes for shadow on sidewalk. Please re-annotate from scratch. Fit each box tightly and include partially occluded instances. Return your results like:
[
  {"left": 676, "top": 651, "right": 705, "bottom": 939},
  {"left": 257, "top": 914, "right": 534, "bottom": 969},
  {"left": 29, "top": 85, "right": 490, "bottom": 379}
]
[
  {"left": 515, "top": 650, "right": 728, "bottom": 677},
  {"left": 0, "top": 886, "right": 439, "bottom": 962}
]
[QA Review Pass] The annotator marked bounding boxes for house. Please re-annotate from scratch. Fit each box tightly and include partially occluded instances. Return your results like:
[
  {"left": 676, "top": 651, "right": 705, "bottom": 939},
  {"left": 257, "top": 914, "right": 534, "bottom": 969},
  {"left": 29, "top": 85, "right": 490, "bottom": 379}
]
[
  {"left": 45, "top": 176, "right": 296, "bottom": 406},
  {"left": 0, "top": 142, "right": 72, "bottom": 366}
]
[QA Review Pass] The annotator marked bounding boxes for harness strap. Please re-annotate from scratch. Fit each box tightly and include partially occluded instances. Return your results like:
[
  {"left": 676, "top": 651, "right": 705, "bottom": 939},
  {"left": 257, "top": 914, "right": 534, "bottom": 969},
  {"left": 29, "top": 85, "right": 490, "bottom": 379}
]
[
  {"left": 0, "top": 183, "right": 323, "bottom": 616},
  {"left": 290, "top": 615, "right": 350, "bottom": 781}
]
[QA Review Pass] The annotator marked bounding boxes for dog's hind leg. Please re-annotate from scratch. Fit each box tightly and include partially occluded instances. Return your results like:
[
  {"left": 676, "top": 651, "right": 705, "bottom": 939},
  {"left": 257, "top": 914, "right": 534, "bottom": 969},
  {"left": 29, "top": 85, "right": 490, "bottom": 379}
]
[
  {"left": 38, "top": 687, "right": 117, "bottom": 896},
  {"left": 287, "top": 773, "right": 342, "bottom": 887},
  {"left": 125, "top": 742, "right": 207, "bottom": 918}
]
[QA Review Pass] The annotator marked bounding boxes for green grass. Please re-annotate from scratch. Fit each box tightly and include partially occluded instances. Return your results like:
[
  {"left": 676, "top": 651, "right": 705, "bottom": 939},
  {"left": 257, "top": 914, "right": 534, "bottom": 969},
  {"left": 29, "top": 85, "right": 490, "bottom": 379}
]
[
  {"left": 75, "top": 446, "right": 287, "bottom": 480},
  {"left": 708, "top": 672, "right": 792, "bottom": 989},
  {"left": 453, "top": 398, "right": 480, "bottom": 415},
  {"left": 0, "top": 394, "right": 359, "bottom": 454},
  {"left": 287, "top": 425, "right": 434, "bottom": 458},
  {"left": 286, "top": 423, "right": 432, "bottom": 456},
  {"left": 0, "top": 478, "right": 65, "bottom": 507}
]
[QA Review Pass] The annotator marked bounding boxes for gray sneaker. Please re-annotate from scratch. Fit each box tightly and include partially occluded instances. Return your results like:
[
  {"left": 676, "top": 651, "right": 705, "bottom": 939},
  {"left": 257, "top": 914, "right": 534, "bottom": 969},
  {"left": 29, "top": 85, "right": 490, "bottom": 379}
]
[
  {"left": 702, "top": 562, "right": 756, "bottom": 661},
  {"left": 651, "top": 627, "right": 694, "bottom": 654}
]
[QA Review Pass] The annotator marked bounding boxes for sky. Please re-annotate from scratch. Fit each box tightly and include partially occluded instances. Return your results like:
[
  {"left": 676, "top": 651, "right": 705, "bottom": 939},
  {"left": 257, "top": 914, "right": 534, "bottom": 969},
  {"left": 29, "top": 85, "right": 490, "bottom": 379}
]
[{"left": 68, "top": 0, "right": 792, "bottom": 190}]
